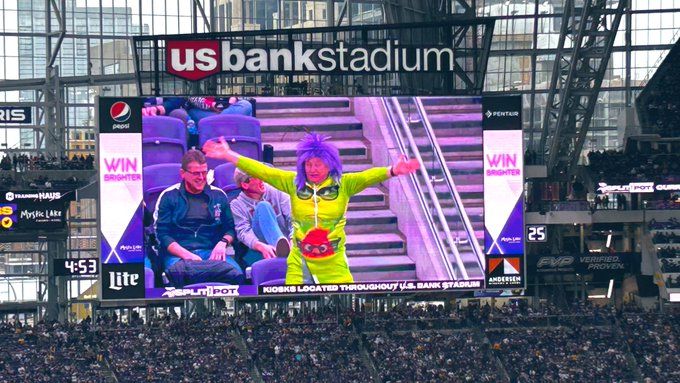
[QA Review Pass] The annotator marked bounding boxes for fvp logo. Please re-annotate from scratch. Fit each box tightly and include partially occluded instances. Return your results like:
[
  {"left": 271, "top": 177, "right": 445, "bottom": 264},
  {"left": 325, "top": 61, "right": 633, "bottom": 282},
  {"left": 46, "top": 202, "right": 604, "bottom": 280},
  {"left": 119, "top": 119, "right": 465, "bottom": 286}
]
[{"left": 110, "top": 101, "right": 131, "bottom": 123}]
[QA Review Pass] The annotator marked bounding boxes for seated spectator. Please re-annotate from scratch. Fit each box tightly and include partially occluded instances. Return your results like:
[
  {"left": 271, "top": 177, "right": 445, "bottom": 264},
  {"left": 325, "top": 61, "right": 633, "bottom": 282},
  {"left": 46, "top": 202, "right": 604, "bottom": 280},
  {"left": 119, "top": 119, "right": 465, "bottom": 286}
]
[
  {"left": 154, "top": 150, "right": 243, "bottom": 287},
  {"left": 230, "top": 168, "right": 292, "bottom": 271}
]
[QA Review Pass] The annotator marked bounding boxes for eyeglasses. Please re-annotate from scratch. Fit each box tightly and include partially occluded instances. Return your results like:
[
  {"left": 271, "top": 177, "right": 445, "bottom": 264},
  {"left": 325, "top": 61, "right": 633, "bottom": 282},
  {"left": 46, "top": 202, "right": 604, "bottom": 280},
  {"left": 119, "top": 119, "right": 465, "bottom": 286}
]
[{"left": 184, "top": 169, "right": 208, "bottom": 177}]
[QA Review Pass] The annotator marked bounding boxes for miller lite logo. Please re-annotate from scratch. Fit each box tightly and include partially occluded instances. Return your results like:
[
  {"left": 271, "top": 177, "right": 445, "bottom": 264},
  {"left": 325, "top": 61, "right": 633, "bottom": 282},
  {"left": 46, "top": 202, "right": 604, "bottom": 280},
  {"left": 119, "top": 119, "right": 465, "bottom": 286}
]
[
  {"left": 166, "top": 40, "right": 221, "bottom": 81},
  {"left": 110, "top": 101, "right": 131, "bottom": 123},
  {"left": 108, "top": 271, "right": 139, "bottom": 291}
]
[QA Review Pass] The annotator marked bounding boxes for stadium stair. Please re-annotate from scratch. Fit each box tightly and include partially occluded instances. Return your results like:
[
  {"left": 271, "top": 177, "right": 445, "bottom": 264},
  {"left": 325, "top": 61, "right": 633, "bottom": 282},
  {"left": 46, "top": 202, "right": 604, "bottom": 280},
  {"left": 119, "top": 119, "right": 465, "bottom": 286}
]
[
  {"left": 612, "top": 317, "right": 644, "bottom": 381},
  {"left": 233, "top": 328, "right": 265, "bottom": 383},
  {"left": 409, "top": 97, "right": 485, "bottom": 277},
  {"left": 256, "top": 97, "right": 416, "bottom": 282},
  {"left": 472, "top": 327, "right": 511, "bottom": 382}
]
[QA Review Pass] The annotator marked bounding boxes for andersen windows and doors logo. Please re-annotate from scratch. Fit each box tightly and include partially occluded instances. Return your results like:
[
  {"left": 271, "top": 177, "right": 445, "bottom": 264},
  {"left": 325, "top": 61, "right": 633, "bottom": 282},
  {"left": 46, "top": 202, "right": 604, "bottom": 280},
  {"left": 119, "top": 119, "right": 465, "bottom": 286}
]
[{"left": 165, "top": 39, "right": 457, "bottom": 80}]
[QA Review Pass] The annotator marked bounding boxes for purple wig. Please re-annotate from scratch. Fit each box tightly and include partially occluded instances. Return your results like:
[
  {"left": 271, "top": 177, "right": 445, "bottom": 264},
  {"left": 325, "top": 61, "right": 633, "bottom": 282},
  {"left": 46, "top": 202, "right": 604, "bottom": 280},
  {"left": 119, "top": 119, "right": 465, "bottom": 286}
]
[{"left": 295, "top": 133, "right": 342, "bottom": 191}]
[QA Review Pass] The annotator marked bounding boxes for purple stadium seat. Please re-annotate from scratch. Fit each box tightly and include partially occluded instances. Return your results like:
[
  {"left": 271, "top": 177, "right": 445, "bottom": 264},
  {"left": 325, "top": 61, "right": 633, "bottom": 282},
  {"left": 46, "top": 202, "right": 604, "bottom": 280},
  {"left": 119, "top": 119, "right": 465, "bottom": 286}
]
[
  {"left": 251, "top": 258, "right": 287, "bottom": 286},
  {"left": 142, "top": 141, "right": 184, "bottom": 167},
  {"left": 203, "top": 137, "right": 261, "bottom": 169},
  {"left": 142, "top": 116, "right": 187, "bottom": 143},
  {"left": 197, "top": 114, "right": 261, "bottom": 144},
  {"left": 143, "top": 163, "right": 182, "bottom": 214},
  {"left": 213, "top": 162, "right": 238, "bottom": 192}
]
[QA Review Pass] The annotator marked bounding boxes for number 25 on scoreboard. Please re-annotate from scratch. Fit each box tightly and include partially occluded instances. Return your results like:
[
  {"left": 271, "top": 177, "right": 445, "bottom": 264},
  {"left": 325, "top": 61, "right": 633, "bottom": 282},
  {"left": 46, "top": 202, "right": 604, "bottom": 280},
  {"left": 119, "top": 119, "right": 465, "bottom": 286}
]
[{"left": 526, "top": 225, "right": 547, "bottom": 243}]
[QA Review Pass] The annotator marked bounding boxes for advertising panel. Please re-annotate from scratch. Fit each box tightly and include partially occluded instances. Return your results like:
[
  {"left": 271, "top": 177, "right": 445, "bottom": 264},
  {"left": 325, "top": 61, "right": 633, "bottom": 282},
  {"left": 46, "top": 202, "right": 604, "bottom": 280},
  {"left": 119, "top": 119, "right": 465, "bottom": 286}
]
[
  {"left": 98, "top": 95, "right": 524, "bottom": 299},
  {"left": 0, "top": 190, "right": 74, "bottom": 241},
  {"left": 482, "top": 96, "right": 525, "bottom": 289},
  {"left": 532, "top": 252, "right": 641, "bottom": 278}
]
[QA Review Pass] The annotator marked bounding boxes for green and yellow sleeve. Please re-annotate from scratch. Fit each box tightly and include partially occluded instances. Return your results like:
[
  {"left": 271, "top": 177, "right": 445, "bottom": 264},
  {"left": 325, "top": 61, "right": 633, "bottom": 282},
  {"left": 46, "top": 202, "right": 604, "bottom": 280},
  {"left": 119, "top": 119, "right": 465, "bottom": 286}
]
[
  {"left": 342, "top": 166, "right": 390, "bottom": 196},
  {"left": 236, "top": 156, "right": 296, "bottom": 195}
]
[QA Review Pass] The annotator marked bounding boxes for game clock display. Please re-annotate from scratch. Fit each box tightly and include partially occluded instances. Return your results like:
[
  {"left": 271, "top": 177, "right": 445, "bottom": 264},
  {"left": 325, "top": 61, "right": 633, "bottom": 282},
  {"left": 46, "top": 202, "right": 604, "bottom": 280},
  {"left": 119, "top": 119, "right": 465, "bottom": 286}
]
[{"left": 53, "top": 258, "right": 99, "bottom": 276}]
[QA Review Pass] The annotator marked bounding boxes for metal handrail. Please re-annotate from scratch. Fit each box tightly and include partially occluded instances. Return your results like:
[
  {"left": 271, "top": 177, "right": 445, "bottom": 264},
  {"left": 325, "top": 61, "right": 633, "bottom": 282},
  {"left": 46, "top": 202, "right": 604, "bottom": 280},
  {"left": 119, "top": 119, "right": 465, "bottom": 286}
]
[
  {"left": 382, "top": 97, "right": 466, "bottom": 280},
  {"left": 413, "top": 97, "right": 485, "bottom": 272}
]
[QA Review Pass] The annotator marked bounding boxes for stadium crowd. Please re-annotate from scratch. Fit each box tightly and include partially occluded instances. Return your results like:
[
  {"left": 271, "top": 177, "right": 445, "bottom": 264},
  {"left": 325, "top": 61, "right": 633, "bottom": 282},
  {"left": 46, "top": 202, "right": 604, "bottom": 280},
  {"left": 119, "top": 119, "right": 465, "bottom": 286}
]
[
  {"left": 0, "top": 321, "right": 107, "bottom": 383},
  {"left": 587, "top": 150, "right": 680, "bottom": 185},
  {"left": 0, "top": 303, "right": 679, "bottom": 383},
  {"left": 365, "top": 330, "right": 498, "bottom": 383},
  {"left": 487, "top": 326, "right": 635, "bottom": 383},
  {"left": 620, "top": 311, "right": 680, "bottom": 383},
  {"left": 0, "top": 153, "right": 94, "bottom": 172}
]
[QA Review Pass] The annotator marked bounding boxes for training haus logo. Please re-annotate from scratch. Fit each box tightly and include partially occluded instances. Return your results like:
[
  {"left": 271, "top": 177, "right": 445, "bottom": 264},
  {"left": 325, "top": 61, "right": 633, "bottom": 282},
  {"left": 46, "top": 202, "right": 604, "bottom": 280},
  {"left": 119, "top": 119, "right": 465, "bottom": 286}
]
[
  {"left": 4, "top": 191, "right": 61, "bottom": 202},
  {"left": 486, "top": 256, "right": 523, "bottom": 288},
  {"left": 166, "top": 39, "right": 457, "bottom": 80}
]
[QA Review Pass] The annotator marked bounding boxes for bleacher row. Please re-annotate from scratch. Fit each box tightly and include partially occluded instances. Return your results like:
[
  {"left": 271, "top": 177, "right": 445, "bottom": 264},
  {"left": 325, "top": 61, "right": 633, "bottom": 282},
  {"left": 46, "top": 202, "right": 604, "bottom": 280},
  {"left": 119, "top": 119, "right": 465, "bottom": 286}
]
[
  {"left": 2, "top": 304, "right": 679, "bottom": 383},
  {"left": 649, "top": 219, "right": 680, "bottom": 289}
]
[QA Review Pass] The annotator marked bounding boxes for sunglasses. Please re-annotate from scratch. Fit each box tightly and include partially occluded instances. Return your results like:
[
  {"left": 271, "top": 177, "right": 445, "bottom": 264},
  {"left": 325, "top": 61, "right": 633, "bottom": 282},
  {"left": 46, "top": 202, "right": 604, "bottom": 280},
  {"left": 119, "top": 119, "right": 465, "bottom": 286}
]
[{"left": 296, "top": 184, "right": 339, "bottom": 201}]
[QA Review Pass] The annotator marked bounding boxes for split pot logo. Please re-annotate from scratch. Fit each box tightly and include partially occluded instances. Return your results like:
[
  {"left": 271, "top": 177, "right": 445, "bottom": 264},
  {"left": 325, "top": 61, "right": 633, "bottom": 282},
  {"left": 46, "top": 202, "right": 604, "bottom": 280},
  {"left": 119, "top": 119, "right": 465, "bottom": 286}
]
[{"left": 110, "top": 101, "right": 131, "bottom": 123}]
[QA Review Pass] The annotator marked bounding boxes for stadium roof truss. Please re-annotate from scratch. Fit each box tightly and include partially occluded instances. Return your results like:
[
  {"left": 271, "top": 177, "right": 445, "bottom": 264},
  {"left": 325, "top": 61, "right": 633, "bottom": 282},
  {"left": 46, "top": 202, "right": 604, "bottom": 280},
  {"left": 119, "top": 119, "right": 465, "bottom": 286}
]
[{"left": 539, "top": 0, "right": 627, "bottom": 177}]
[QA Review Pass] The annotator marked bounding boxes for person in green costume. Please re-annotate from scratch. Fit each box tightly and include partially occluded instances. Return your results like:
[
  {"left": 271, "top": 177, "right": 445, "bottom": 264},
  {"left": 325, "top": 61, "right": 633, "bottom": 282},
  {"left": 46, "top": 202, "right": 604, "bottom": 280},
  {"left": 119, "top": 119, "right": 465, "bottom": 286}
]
[{"left": 203, "top": 133, "right": 419, "bottom": 284}]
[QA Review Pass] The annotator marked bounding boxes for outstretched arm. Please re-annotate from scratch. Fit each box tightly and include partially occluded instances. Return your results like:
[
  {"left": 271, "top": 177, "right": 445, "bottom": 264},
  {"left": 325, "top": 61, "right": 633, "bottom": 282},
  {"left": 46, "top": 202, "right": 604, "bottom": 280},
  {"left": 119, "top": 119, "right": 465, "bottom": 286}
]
[
  {"left": 204, "top": 136, "right": 296, "bottom": 195},
  {"left": 202, "top": 137, "right": 241, "bottom": 165},
  {"left": 344, "top": 155, "right": 420, "bottom": 196}
]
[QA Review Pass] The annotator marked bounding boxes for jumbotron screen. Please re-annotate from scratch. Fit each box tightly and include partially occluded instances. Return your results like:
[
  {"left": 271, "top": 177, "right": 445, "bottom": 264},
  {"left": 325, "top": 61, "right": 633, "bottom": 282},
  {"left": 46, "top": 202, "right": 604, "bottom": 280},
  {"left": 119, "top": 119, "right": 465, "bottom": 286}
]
[{"left": 97, "top": 95, "right": 523, "bottom": 300}]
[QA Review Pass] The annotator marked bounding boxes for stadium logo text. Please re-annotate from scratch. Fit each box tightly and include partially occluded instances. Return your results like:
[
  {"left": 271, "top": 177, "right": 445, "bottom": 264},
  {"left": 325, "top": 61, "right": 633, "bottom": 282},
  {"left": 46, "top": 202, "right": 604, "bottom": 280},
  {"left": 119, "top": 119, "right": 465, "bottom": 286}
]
[{"left": 166, "top": 40, "right": 456, "bottom": 81}]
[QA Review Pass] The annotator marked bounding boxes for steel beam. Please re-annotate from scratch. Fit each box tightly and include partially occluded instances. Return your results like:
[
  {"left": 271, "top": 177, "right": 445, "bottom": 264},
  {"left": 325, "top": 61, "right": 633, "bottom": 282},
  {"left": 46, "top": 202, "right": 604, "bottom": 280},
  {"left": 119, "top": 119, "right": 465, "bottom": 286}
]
[{"left": 539, "top": 0, "right": 627, "bottom": 177}]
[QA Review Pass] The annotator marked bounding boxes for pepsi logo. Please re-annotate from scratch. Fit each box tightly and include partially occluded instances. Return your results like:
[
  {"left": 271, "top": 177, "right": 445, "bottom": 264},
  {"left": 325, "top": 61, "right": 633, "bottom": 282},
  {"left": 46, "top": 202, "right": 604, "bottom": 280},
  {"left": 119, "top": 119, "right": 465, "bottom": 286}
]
[{"left": 110, "top": 102, "right": 131, "bottom": 123}]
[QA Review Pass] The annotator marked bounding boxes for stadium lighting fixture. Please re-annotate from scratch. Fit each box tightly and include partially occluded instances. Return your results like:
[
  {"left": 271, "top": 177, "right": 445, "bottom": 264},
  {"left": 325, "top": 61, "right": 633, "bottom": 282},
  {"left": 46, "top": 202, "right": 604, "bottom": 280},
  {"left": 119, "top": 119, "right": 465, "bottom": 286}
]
[{"left": 588, "top": 279, "right": 614, "bottom": 299}]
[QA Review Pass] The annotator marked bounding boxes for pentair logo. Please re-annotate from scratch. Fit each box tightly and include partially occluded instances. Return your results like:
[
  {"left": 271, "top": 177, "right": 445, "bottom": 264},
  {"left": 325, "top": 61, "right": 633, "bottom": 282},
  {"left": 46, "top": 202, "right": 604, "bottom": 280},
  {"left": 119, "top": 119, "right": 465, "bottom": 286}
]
[
  {"left": 485, "top": 110, "right": 492, "bottom": 118},
  {"left": 110, "top": 101, "right": 131, "bottom": 123}
]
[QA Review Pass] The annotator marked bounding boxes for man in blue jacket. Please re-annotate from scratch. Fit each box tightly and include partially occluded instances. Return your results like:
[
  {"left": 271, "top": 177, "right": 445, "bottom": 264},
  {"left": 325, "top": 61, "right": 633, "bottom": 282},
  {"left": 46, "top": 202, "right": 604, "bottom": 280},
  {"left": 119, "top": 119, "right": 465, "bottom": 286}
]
[{"left": 154, "top": 150, "right": 243, "bottom": 286}]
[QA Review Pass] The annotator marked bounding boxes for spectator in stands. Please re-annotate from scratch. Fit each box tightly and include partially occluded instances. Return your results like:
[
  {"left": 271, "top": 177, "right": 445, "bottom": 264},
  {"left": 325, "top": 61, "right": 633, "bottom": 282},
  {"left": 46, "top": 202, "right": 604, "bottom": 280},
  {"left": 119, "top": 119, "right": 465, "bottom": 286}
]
[
  {"left": 154, "top": 149, "right": 243, "bottom": 287},
  {"left": 230, "top": 168, "right": 292, "bottom": 271},
  {"left": 203, "top": 133, "right": 419, "bottom": 285},
  {"left": 0, "top": 155, "right": 11, "bottom": 171}
]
